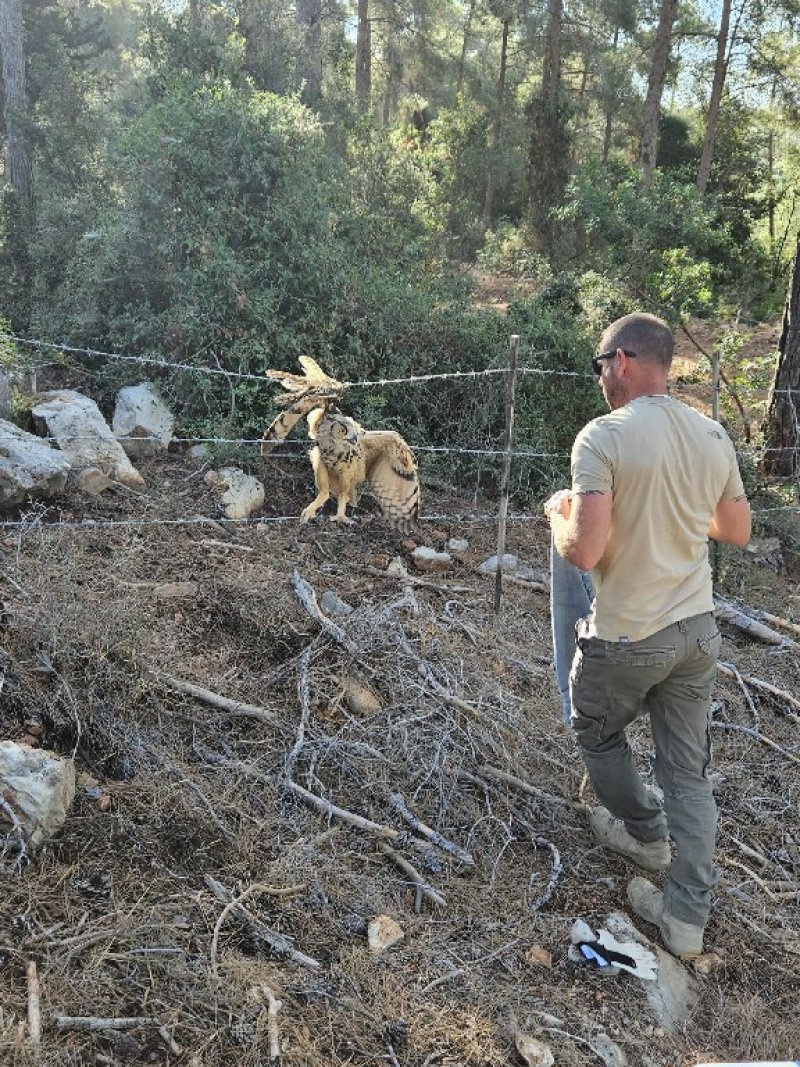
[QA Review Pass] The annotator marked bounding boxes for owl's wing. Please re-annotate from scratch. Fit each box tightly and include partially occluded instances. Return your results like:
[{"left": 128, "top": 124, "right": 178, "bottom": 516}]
[
  {"left": 266, "top": 356, "right": 343, "bottom": 403},
  {"left": 261, "top": 398, "right": 331, "bottom": 456},
  {"left": 361, "top": 431, "right": 419, "bottom": 532}
]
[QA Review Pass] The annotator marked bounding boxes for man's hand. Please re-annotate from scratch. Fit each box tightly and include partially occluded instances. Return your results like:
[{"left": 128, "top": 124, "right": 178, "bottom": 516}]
[{"left": 544, "top": 489, "right": 572, "bottom": 520}]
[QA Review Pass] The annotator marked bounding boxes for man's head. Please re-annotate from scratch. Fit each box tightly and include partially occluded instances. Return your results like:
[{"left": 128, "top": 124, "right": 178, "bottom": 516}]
[{"left": 594, "top": 313, "right": 674, "bottom": 410}]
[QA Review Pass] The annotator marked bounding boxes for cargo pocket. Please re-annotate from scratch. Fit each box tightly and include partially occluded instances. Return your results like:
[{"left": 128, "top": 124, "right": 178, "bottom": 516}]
[
  {"left": 606, "top": 645, "right": 676, "bottom": 667},
  {"left": 698, "top": 629, "right": 722, "bottom": 657}
]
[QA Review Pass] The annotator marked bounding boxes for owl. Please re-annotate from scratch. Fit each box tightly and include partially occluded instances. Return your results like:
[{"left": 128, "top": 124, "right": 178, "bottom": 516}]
[{"left": 262, "top": 357, "right": 420, "bottom": 533}]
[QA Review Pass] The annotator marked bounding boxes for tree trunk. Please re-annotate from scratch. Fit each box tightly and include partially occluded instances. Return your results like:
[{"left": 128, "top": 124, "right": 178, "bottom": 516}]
[
  {"left": 355, "top": 0, "right": 371, "bottom": 114},
  {"left": 696, "top": 0, "right": 731, "bottom": 194},
  {"left": 482, "top": 17, "right": 509, "bottom": 229},
  {"left": 456, "top": 0, "right": 476, "bottom": 99},
  {"left": 382, "top": 10, "right": 401, "bottom": 124},
  {"left": 640, "top": 0, "right": 677, "bottom": 185},
  {"left": 0, "top": 0, "right": 33, "bottom": 208},
  {"left": 296, "top": 0, "right": 322, "bottom": 104},
  {"left": 541, "top": 0, "right": 562, "bottom": 107},
  {"left": 526, "top": 0, "right": 568, "bottom": 264},
  {"left": 601, "top": 28, "right": 619, "bottom": 164},
  {"left": 763, "top": 232, "right": 800, "bottom": 478}
]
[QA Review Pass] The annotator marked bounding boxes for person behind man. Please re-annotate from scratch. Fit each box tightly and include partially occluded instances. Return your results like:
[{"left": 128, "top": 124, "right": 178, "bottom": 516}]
[{"left": 544, "top": 312, "right": 751, "bottom": 959}]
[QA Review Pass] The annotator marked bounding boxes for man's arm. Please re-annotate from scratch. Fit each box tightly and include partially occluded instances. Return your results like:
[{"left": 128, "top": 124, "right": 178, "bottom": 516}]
[
  {"left": 547, "top": 490, "right": 612, "bottom": 571},
  {"left": 708, "top": 494, "right": 751, "bottom": 547}
]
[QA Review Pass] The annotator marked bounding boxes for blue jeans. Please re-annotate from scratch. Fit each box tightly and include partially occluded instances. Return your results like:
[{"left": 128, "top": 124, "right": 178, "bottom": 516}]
[{"left": 550, "top": 535, "right": 594, "bottom": 723}]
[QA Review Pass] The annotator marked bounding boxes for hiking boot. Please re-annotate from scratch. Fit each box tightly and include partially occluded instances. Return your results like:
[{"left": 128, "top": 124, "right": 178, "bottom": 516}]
[
  {"left": 627, "top": 877, "right": 704, "bottom": 960},
  {"left": 590, "top": 806, "right": 671, "bottom": 872}
]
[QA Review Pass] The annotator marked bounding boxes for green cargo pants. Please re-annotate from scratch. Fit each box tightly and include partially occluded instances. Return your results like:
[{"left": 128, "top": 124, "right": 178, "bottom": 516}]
[{"left": 570, "top": 611, "right": 721, "bottom": 928}]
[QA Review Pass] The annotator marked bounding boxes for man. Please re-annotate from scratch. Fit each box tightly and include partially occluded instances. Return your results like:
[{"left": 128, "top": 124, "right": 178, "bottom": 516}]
[{"left": 545, "top": 312, "right": 751, "bottom": 959}]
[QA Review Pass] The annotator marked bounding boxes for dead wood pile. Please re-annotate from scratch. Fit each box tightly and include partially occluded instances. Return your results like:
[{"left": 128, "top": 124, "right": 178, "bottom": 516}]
[{"left": 0, "top": 466, "right": 798, "bottom": 1066}]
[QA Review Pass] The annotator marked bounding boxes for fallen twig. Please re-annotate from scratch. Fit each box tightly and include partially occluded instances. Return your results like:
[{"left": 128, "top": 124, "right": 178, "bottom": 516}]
[
  {"left": 26, "top": 960, "right": 41, "bottom": 1049},
  {"left": 529, "top": 835, "right": 563, "bottom": 913},
  {"left": 388, "top": 793, "right": 474, "bottom": 866},
  {"left": 285, "top": 645, "right": 314, "bottom": 777},
  {"left": 53, "top": 1016, "right": 159, "bottom": 1031},
  {"left": 722, "top": 661, "right": 760, "bottom": 729},
  {"left": 259, "top": 983, "right": 282, "bottom": 1062},
  {"left": 291, "top": 570, "right": 358, "bottom": 654},
  {"left": 198, "top": 538, "right": 253, "bottom": 552},
  {"left": 203, "top": 875, "right": 318, "bottom": 971},
  {"left": 720, "top": 856, "right": 780, "bottom": 900},
  {"left": 711, "top": 718, "right": 800, "bottom": 766},
  {"left": 156, "top": 673, "right": 276, "bottom": 725},
  {"left": 754, "top": 609, "right": 800, "bottom": 638},
  {"left": 283, "top": 778, "right": 428, "bottom": 851},
  {"left": 478, "top": 764, "right": 583, "bottom": 812},
  {"left": 377, "top": 841, "right": 447, "bottom": 908},
  {"left": 717, "top": 663, "right": 800, "bottom": 724}
]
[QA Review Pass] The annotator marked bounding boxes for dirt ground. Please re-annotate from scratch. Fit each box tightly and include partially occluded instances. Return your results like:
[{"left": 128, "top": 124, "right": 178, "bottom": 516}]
[{"left": 0, "top": 432, "right": 799, "bottom": 1066}]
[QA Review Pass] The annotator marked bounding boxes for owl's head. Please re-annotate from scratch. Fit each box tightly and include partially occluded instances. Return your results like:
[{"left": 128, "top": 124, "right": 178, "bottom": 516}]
[{"left": 326, "top": 413, "right": 360, "bottom": 445}]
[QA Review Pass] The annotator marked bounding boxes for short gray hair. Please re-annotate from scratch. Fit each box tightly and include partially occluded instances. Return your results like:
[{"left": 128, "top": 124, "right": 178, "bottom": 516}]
[{"left": 601, "top": 313, "right": 674, "bottom": 370}]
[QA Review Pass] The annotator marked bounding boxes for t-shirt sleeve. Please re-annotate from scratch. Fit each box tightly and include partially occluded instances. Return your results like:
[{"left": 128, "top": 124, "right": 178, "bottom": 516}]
[
  {"left": 720, "top": 433, "right": 746, "bottom": 500},
  {"left": 571, "top": 423, "right": 613, "bottom": 494}
]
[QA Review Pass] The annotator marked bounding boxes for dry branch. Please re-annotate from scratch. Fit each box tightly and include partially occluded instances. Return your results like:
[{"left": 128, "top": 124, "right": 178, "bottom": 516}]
[
  {"left": 203, "top": 875, "right": 319, "bottom": 971},
  {"left": 715, "top": 598, "right": 799, "bottom": 649},
  {"left": 26, "top": 960, "right": 40, "bottom": 1049},
  {"left": 529, "top": 835, "right": 563, "bottom": 913},
  {"left": 53, "top": 1016, "right": 159, "bottom": 1031},
  {"left": 388, "top": 792, "right": 474, "bottom": 866},
  {"left": 478, "top": 765, "right": 583, "bottom": 812},
  {"left": 259, "top": 984, "right": 282, "bottom": 1062},
  {"left": 291, "top": 570, "right": 358, "bottom": 654},
  {"left": 156, "top": 673, "right": 277, "bottom": 725},
  {"left": 755, "top": 609, "right": 800, "bottom": 638},
  {"left": 711, "top": 719, "right": 800, "bottom": 766},
  {"left": 717, "top": 663, "right": 800, "bottom": 723},
  {"left": 377, "top": 841, "right": 447, "bottom": 908}
]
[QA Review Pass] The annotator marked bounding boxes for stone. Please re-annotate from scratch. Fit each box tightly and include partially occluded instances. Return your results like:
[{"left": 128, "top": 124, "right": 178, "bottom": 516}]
[
  {"left": 204, "top": 467, "right": 265, "bottom": 520},
  {"left": 77, "top": 467, "right": 114, "bottom": 496},
  {"left": 514, "top": 1034, "right": 554, "bottom": 1067},
  {"left": 112, "top": 382, "right": 175, "bottom": 458},
  {"left": 410, "top": 546, "right": 452, "bottom": 573},
  {"left": 189, "top": 444, "right": 210, "bottom": 460},
  {"left": 477, "top": 553, "right": 519, "bottom": 574},
  {"left": 31, "top": 389, "right": 145, "bottom": 489},
  {"left": 0, "top": 741, "right": 76, "bottom": 847},
  {"left": 367, "top": 915, "right": 404, "bottom": 954},
  {"left": 0, "top": 419, "right": 71, "bottom": 506},
  {"left": 447, "top": 538, "right": 469, "bottom": 553},
  {"left": 341, "top": 675, "right": 381, "bottom": 716}
]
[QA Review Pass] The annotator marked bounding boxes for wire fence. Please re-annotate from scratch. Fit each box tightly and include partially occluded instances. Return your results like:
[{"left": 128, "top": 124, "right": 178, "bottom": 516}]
[{"left": 0, "top": 329, "right": 798, "bottom": 531}]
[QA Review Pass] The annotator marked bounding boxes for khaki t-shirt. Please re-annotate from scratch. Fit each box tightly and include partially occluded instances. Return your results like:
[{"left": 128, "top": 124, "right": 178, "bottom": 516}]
[{"left": 571, "top": 395, "right": 745, "bottom": 642}]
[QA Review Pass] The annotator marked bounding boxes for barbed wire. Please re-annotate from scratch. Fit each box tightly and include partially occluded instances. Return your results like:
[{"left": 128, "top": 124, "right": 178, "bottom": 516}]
[
  {"left": 0, "top": 503, "right": 796, "bottom": 532},
  {"left": 7, "top": 328, "right": 800, "bottom": 396},
  {"left": 0, "top": 331, "right": 592, "bottom": 385}
]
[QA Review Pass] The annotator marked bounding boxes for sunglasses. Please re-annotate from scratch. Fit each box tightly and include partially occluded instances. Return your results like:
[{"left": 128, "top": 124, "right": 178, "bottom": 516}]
[{"left": 592, "top": 348, "right": 638, "bottom": 376}]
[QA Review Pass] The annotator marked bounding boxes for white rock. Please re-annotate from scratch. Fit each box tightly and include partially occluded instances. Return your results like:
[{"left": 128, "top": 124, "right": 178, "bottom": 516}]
[
  {"left": 0, "top": 419, "right": 71, "bottom": 506},
  {"left": 447, "top": 538, "right": 469, "bottom": 553},
  {"left": 0, "top": 741, "right": 76, "bottom": 847},
  {"left": 411, "top": 546, "right": 452, "bottom": 573},
  {"left": 367, "top": 915, "right": 404, "bottom": 954},
  {"left": 189, "top": 444, "right": 210, "bottom": 460},
  {"left": 204, "top": 467, "right": 265, "bottom": 520},
  {"left": 31, "top": 390, "right": 145, "bottom": 489},
  {"left": 514, "top": 1034, "right": 554, "bottom": 1067},
  {"left": 112, "top": 383, "right": 174, "bottom": 458},
  {"left": 477, "top": 553, "right": 518, "bottom": 574}
]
